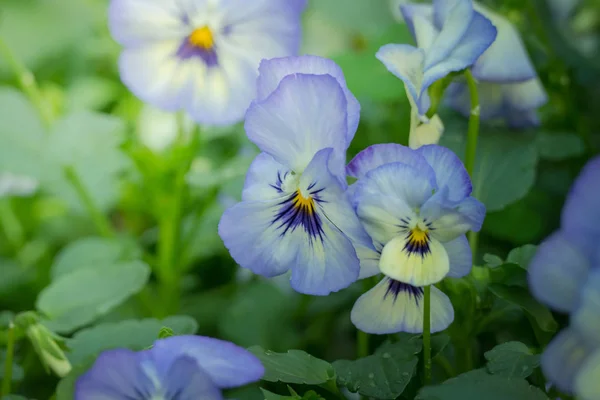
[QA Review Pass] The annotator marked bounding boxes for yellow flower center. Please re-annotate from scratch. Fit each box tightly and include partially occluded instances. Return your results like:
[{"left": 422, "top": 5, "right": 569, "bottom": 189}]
[
  {"left": 408, "top": 226, "right": 429, "bottom": 247},
  {"left": 293, "top": 189, "right": 315, "bottom": 215},
  {"left": 188, "top": 26, "right": 214, "bottom": 49}
]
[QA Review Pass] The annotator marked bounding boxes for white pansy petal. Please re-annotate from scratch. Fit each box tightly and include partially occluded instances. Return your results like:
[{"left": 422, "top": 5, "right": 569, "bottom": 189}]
[
  {"left": 427, "top": 0, "right": 473, "bottom": 67},
  {"left": 410, "top": 114, "right": 444, "bottom": 149},
  {"left": 416, "top": 144, "right": 471, "bottom": 201},
  {"left": 379, "top": 234, "right": 450, "bottom": 286},
  {"left": 444, "top": 235, "right": 472, "bottom": 278},
  {"left": 504, "top": 78, "right": 548, "bottom": 111},
  {"left": 242, "top": 152, "right": 291, "bottom": 202},
  {"left": 119, "top": 41, "right": 197, "bottom": 111},
  {"left": 424, "top": 196, "right": 486, "bottom": 242},
  {"left": 355, "top": 194, "right": 416, "bottom": 248},
  {"left": 346, "top": 143, "right": 430, "bottom": 180},
  {"left": 400, "top": 3, "right": 435, "bottom": 39},
  {"left": 351, "top": 278, "right": 454, "bottom": 334}
]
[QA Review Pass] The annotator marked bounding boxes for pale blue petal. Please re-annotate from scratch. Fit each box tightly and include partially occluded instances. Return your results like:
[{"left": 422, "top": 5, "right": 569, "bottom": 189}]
[
  {"left": 351, "top": 277, "right": 454, "bottom": 334},
  {"left": 242, "top": 152, "right": 291, "bottom": 202},
  {"left": 108, "top": 0, "right": 190, "bottom": 46},
  {"left": 471, "top": 3, "right": 537, "bottom": 82},
  {"left": 427, "top": 0, "right": 474, "bottom": 67},
  {"left": 163, "top": 356, "right": 222, "bottom": 400},
  {"left": 572, "top": 269, "right": 600, "bottom": 347},
  {"left": 422, "top": 195, "right": 486, "bottom": 241},
  {"left": 416, "top": 144, "right": 472, "bottom": 201},
  {"left": 256, "top": 55, "right": 360, "bottom": 140},
  {"left": 151, "top": 335, "right": 264, "bottom": 389},
  {"left": 444, "top": 235, "right": 472, "bottom": 278},
  {"left": 245, "top": 73, "right": 348, "bottom": 178},
  {"left": 346, "top": 143, "right": 430, "bottom": 180},
  {"left": 576, "top": 349, "right": 600, "bottom": 400},
  {"left": 399, "top": 4, "right": 435, "bottom": 40},
  {"left": 75, "top": 349, "right": 154, "bottom": 400},
  {"left": 561, "top": 156, "right": 600, "bottom": 259},
  {"left": 376, "top": 44, "right": 430, "bottom": 115},
  {"left": 504, "top": 78, "right": 548, "bottom": 111},
  {"left": 422, "top": 12, "right": 497, "bottom": 89},
  {"left": 542, "top": 328, "right": 593, "bottom": 394},
  {"left": 528, "top": 231, "right": 590, "bottom": 313},
  {"left": 355, "top": 162, "right": 437, "bottom": 210}
]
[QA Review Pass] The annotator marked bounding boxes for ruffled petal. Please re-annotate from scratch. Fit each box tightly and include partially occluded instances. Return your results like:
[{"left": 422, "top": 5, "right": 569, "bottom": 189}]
[
  {"left": 346, "top": 143, "right": 430, "bottom": 180},
  {"left": 351, "top": 278, "right": 454, "bottom": 334},
  {"left": 119, "top": 41, "right": 198, "bottom": 111},
  {"left": 75, "top": 349, "right": 154, "bottom": 399},
  {"left": 256, "top": 55, "right": 360, "bottom": 140},
  {"left": 379, "top": 233, "right": 450, "bottom": 286},
  {"left": 108, "top": 0, "right": 190, "bottom": 46},
  {"left": 572, "top": 269, "right": 600, "bottom": 347},
  {"left": 242, "top": 152, "right": 291, "bottom": 202},
  {"left": 376, "top": 44, "right": 429, "bottom": 115},
  {"left": 416, "top": 144, "right": 472, "bottom": 201},
  {"left": 528, "top": 231, "right": 590, "bottom": 313},
  {"left": 355, "top": 162, "right": 437, "bottom": 210},
  {"left": 151, "top": 335, "right": 264, "bottom": 389},
  {"left": 542, "top": 328, "right": 593, "bottom": 394},
  {"left": 561, "top": 156, "right": 600, "bottom": 259},
  {"left": 427, "top": 0, "right": 474, "bottom": 67},
  {"left": 576, "top": 349, "right": 600, "bottom": 400},
  {"left": 245, "top": 73, "right": 348, "bottom": 179},
  {"left": 162, "top": 356, "right": 222, "bottom": 400},
  {"left": 444, "top": 235, "right": 472, "bottom": 278},
  {"left": 423, "top": 195, "right": 486, "bottom": 241},
  {"left": 471, "top": 3, "right": 537, "bottom": 82}
]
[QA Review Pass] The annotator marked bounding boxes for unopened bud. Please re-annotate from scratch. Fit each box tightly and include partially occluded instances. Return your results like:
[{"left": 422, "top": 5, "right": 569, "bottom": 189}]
[{"left": 25, "top": 323, "right": 71, "bottom": 377}]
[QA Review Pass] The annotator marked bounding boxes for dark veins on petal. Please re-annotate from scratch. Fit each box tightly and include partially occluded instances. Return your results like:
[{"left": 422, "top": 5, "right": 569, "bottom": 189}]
[{"left": 384, "top": 279, "right": 424, "bottom": 304}]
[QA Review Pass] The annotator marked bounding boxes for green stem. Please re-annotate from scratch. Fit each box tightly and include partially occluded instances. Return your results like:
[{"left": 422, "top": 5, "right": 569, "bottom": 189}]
[
  {"left": 357, "top": 329, "right": 369, "bottom": 359},
  {"left": 423, "top": 285, "right": 432, "bottom": 384},
  {"left": 1, "top": 322, "right": 15, "bottom": 396},
  {"left": 0, "top": 38, "right": 53, "bottom": 129},
  {"left": 0, "top": 200, "right": 25, "bottom": 250},
  {"left": 463, "top": 69, "right": 480, "bottom": 259},
  {"left": 63, "top": 166, "right": 114, "bottom": 238}
]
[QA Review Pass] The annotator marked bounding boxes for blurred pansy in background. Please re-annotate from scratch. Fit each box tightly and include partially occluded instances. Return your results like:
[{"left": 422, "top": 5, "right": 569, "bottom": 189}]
[
  {"left": 348, "top": 144, "right": 484, "bottom": 334},
  {"left": 528, "top": 156, "right": 600, "bottom": 399},
  {"left": 108, "top": 0, "right": 306, "bottom": 125},
  {"left": 0, "top": 172, "right": 38, "bottom": 198},
  {"left": 75, "top": 335, "right": 264, "bottom": 399},
  {"left": 219, "top": 55, "right": 377, "bottom": 296}
]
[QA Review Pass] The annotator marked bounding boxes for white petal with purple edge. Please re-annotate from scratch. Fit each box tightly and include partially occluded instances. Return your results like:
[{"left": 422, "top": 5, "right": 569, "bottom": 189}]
[
  {"left": 351, "top": 277, "right": 454, "bottom": 334},
  {"left": 346, "top": 143, "right": 430, "bottom": 180},
  {"left": 355, "top": 194, "right": 416, "bottom": 247},
  {"left": 242, "top": 152, "right": 291, "bottom": 202},
  {"left": 427, "top": 0, "right": 474, "bottom": 67},
  {"left": 416, "top": 144, "right": 472, "bottom": 201},
  {"left": 400, "top": 4, "right": 435, "bottom": 39},
  {"left": 423, "top": 195, "right": 486, "bottom": 241}
]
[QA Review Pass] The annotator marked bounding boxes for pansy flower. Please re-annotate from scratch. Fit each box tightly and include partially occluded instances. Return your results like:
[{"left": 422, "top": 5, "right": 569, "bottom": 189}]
[
  {"left": 218, "top": 55, "right": 377, "bottom": 296},
  {"left": 528, "top": 156, "right": 600, "bottom": 398},
  {"left": 347, "top": 144, "right": 485, "bottom": 333},
  {"left": 401, "top": 1, "right": 548, "bottom": 128},
  {"left": 376, "top": 0, "right": 497, "bottom": 118},
  {"left": 75, "top": 335, "right": 264, "bottom": 399},
  {"left": 108, "top": 0, "right": 306, "bottom": 125}
]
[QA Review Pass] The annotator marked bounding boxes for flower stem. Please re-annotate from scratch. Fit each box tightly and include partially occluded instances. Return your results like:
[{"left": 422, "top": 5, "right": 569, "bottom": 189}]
[
  {"left": 423, "top": 285, "right": 432, "bottom": 385},
  {"left": 1, "top": 322, "right": 15, "bottom": 396},
  {"left": 63, "top": 166, "right": 114, "bottom": 238},
  {"left": 357, "top": 329, "right": 369, "bottom": 358},
  {"left": 464, "top": 69, "right": 480, "bottom": 259},
  {"left": 0, "top": 38, "right": 53, "bottom": 129}
]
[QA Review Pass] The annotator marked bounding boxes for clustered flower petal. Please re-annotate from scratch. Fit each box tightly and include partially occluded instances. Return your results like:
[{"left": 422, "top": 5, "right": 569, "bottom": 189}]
[
  {"left": 75, "top": 335, "right": 264, "bottom": 399},
  {"left": 108, "top": 0, "right": 306, "bottom": 125},
  {"left": 528, "top": 156, "right": 600, "bottom": 399},
  {"left": 348, "top": 144, "right": 485, "bottom": 334}
]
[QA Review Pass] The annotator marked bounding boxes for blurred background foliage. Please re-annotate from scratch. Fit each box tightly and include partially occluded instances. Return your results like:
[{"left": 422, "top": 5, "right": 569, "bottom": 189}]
[{"left": 0, "top": 0, "right": 599, "bottom": 398}]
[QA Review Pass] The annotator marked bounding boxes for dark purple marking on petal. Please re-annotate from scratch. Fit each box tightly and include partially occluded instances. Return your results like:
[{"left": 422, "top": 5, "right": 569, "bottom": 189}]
[
  {"left": 403, "top": 229, "right": 431, "bottom": 258},
  {"left": 176, "top": 40, "right": 219, "bottom": 67},
  {"left": 384, "top": 280, "right": 424, "bottom": 304}
]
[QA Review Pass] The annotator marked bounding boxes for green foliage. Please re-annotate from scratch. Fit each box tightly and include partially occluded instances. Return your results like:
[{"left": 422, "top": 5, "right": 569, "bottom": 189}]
[
  {"left": 36, "top": 261, "right": 150, "bottom": 333},
  {"left": 416, "top": 369, "right": 549, "bottom": 400},
  {"left": 248, "top": 347, "right": 335, "bottom": 385},
  {"left": 484, "top": 341, "right": 541, "bottom": 378},
  {"left": 334, "top": 338, "right": 422, "bottom": 399}
]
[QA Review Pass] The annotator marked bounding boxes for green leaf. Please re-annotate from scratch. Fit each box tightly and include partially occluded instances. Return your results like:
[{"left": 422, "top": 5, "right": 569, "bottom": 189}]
[
  {"left": 36, "top": 261, "right": 150, "bottom": 333},
  {"left": 220, "top": 282, "right": 297, "bottom": 350},
  {"left": 416, "top": 369, "right": 549, "bottom": 400},
  {"left": 484, "top": 342, "right": 541, "bottom": 378},
  {"left": 334, "top": 338, "right": 422, "bottom": 399},
  {"left": 536, "top": 132, "right": 585, "bottom": 161},
  {"left": 51, "top": 236, "right": 142, "bottom": 279},
  {"left": 0, "top": 258, "right": 35, "bottom": 298},
  {"left": 66, "top": 316, "right": 197, "bottom": 366},
  {"left": 488, "top": 284, "right": 558, "bottom": 332},
  {"left": 440, "top": 127, "right": 538, "bottom": 212},
  {"left": 248, "top": 346, "right": 335, "bottom": 385},
  {"left": 506, "top": 245, "right": 538, "bottom": 270},
  {"left": 261, "top": 389, "right": 297, "bottom": 400}
]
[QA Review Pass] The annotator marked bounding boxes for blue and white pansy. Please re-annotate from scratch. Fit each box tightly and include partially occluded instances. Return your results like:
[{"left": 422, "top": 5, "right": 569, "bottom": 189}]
[
  {"left": 528, "top": 156, "right": 600, "bottom": 399},
  {"left": 108, "top": 0, "right": 306, "bottom": 125},
  {"left": 348, "top": 144, "right": 485, "bottom": 333},
  {"left": 75, "top": 335, "right": 264, "bottom": 399},
  {"left": 376, "top": 0, "right": 496, "bottom": 147},
  {"left": 219, "top": 55, "right": 377, "bottom": 296}
]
